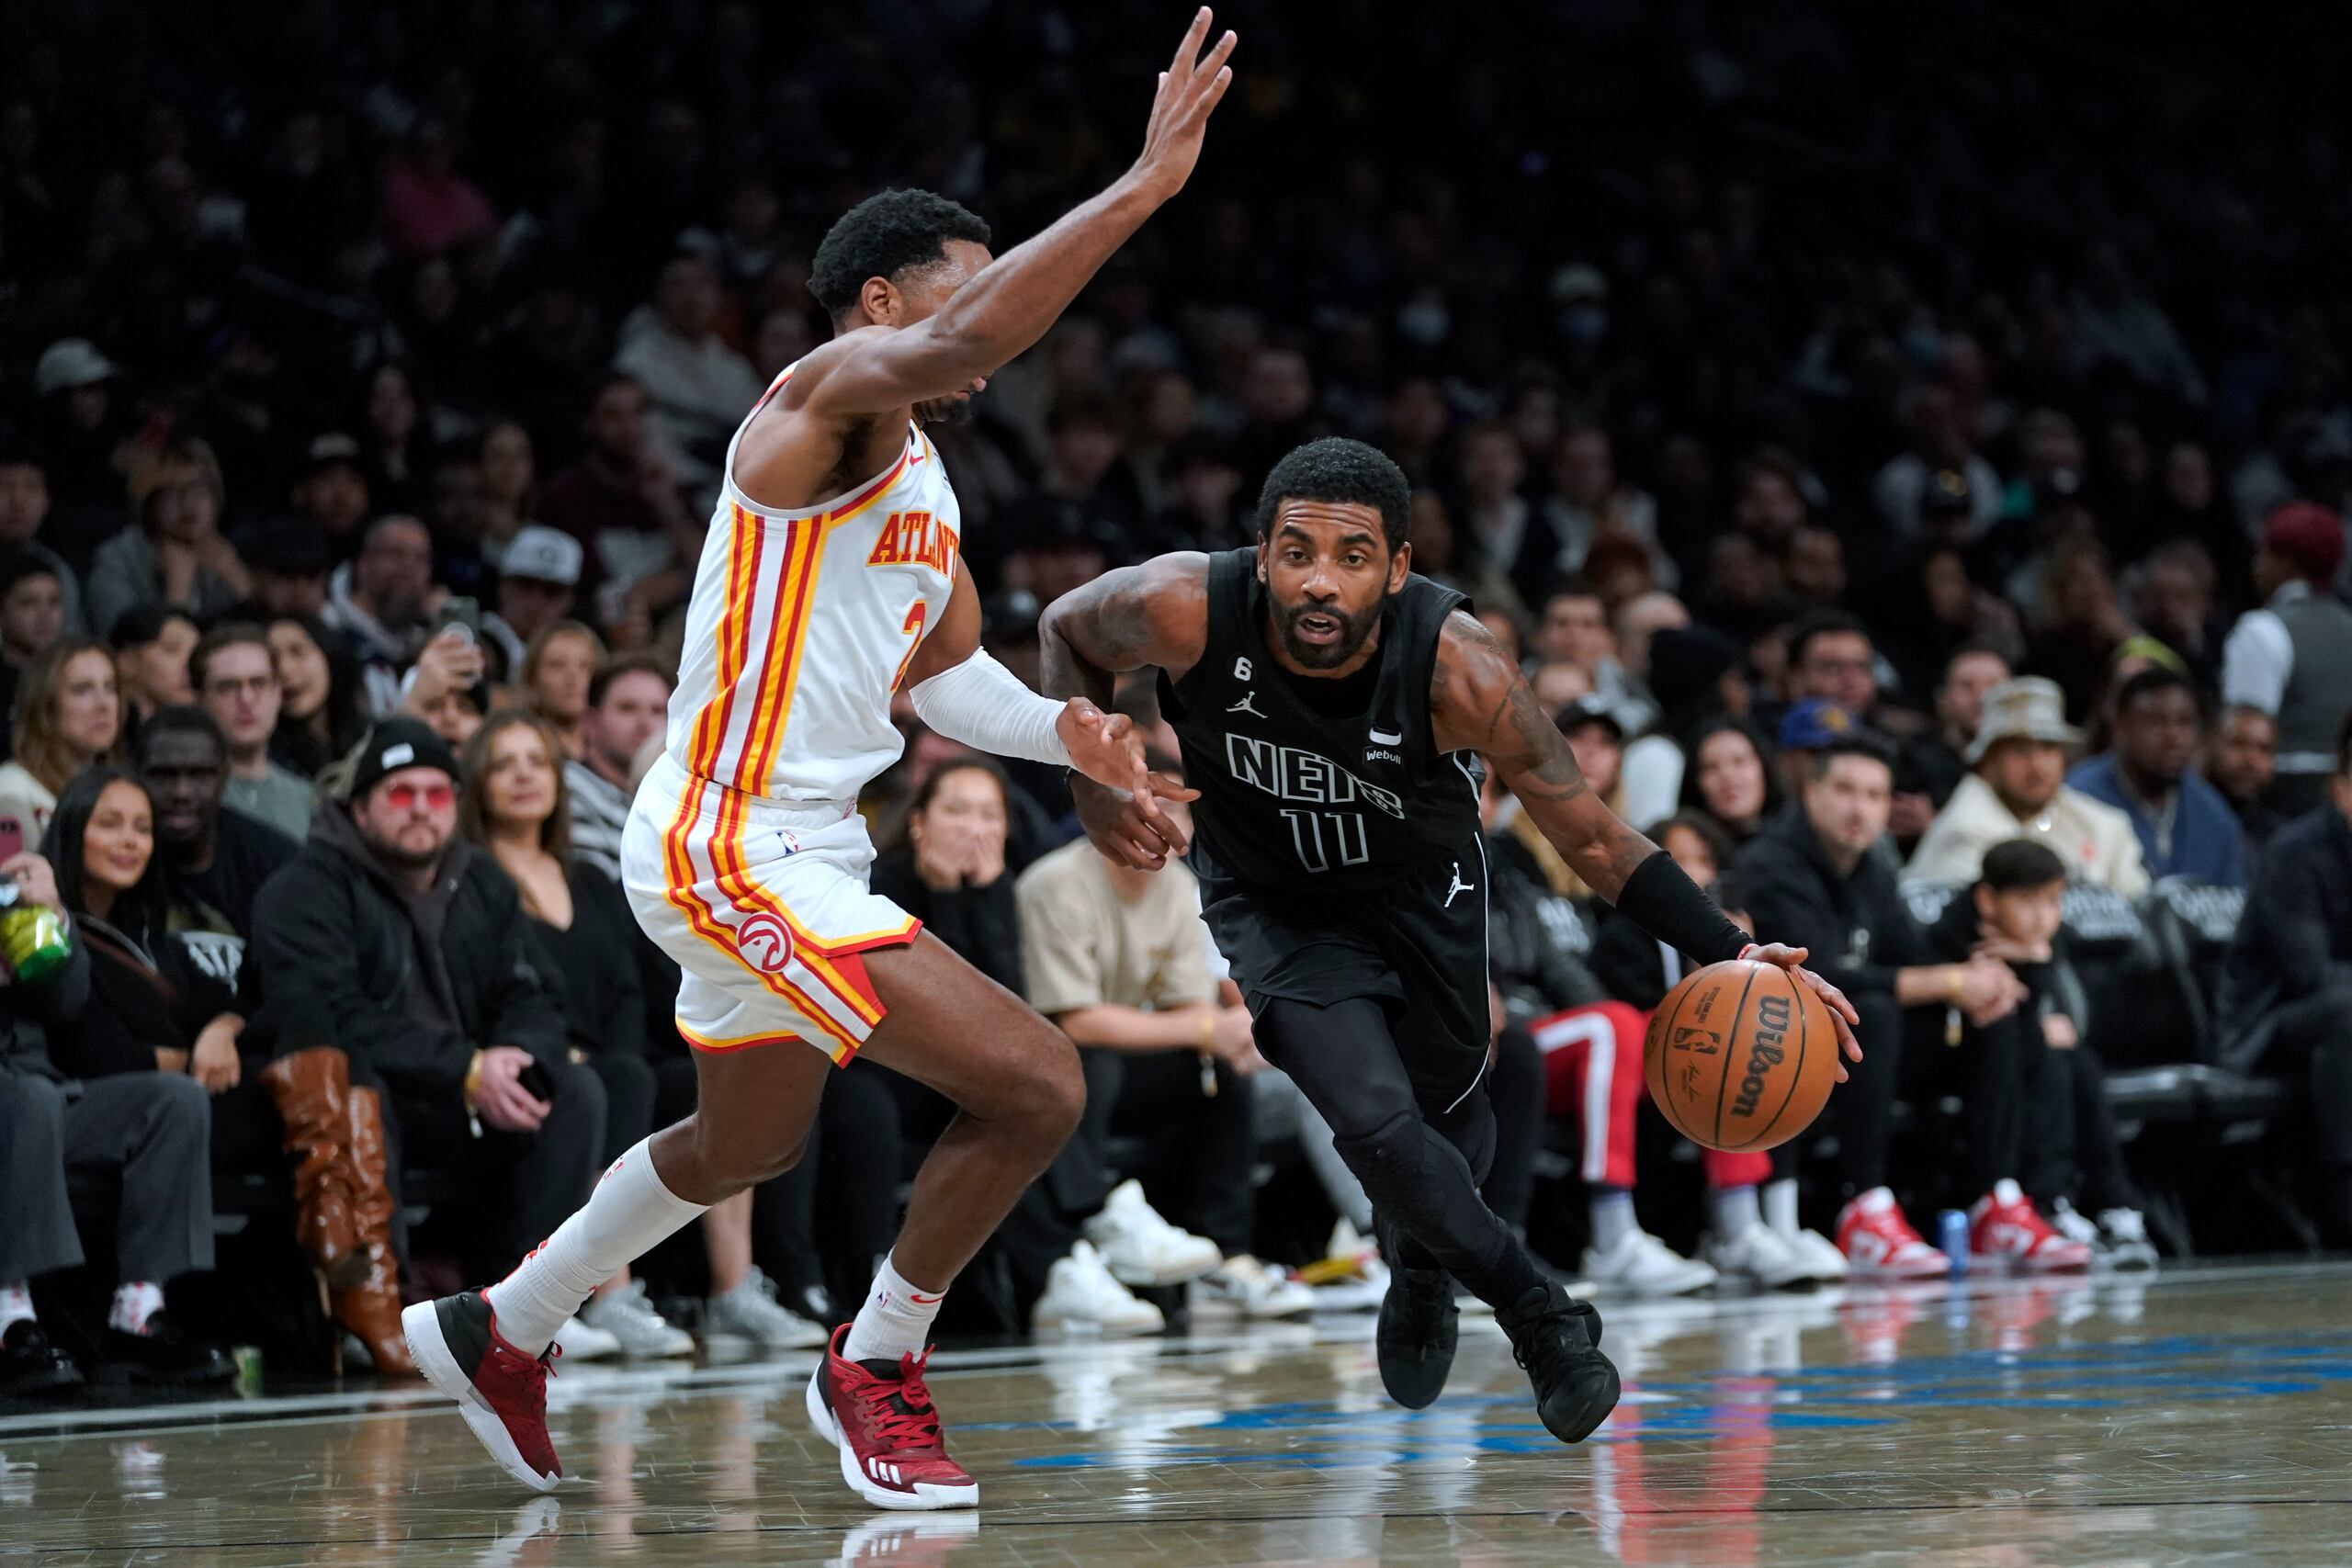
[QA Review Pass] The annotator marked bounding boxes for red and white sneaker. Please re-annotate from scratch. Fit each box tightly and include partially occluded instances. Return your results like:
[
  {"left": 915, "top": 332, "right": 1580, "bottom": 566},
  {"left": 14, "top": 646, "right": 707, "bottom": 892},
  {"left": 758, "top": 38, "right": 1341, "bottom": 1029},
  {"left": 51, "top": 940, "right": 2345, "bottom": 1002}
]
[
  {"left": 1835, "top": 1188, "right": 1951, "bottom": 1280},
  {"left": 401, "top": 1292, "right": 564, "bottom": 1492},
  {"left": 805, "top": 1325, "right": 978, "bottom": 1510},
  {"left": 1970, "top": 1179, "right": 2093, "bottom": 1272}
]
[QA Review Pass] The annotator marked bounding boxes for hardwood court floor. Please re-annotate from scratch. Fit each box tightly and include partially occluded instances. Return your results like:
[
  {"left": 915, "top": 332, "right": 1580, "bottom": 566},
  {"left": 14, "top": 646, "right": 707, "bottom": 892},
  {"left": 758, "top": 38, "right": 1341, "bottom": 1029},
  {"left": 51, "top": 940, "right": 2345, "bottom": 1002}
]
[{"left": 9, "top": 1261, "right": 2352, "bottom": 1565}]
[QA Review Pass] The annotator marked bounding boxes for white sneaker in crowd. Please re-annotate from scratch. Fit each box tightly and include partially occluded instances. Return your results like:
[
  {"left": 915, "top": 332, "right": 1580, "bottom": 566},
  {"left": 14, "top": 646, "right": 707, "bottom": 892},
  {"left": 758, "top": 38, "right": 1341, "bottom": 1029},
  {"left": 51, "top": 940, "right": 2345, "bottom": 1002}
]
[
  {"left": 1032, "top": 1240, "right": 1166, "bottom": 1334},
  {"left": 578, "top": 1279, "right": 696, "bottom": 1358},
  {"left": 2053, "top": 1200, "right": 2160, "bottom": 1271},
  {"left": 1785, "top": 1226, "right": 1849, "bottom": 1281},
  {"left": 553, "top": 1313, "right": 621, "bottom": 1362},
  {"left": 1704, "top": 1221, "right": 1819, "bottom": 1289},
  {"left": 706, "top": 1267, "right": 831, "bottom": 1349},
  {"left": 1081, "top": 1179, "right": 1222, "bottom": 1286},
  {"left": 1582, "top": 1230, "right": 1719, "bottom": 1296},
  {"left": 1300, "top": 1219, "right": 1388, "bottom": 1312},
  {"left": 1193, "top": 1255, "right": 1317, "bottom": 1319}
]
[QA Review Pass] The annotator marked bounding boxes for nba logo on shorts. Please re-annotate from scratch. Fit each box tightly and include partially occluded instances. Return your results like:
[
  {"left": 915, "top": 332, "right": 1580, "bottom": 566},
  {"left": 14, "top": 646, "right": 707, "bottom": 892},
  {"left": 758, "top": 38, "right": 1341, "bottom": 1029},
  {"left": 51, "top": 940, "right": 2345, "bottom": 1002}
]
[{"left": 735, "top": 912, "right": 794, "bottom": 974}]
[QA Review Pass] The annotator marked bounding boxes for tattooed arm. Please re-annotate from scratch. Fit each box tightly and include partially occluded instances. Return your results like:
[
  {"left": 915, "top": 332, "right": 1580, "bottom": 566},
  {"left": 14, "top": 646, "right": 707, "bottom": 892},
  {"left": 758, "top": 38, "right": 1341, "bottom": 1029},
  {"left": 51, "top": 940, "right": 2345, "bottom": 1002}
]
[
  {"left": 1428, "top": 610, "right": 1656, "bottom": 899},
  {"left": 1037, "top": 553, "right": 1211, "bottom": 869},
  {"left": 1430, "top": 610, "right": 1864, "bottom": 1057}
]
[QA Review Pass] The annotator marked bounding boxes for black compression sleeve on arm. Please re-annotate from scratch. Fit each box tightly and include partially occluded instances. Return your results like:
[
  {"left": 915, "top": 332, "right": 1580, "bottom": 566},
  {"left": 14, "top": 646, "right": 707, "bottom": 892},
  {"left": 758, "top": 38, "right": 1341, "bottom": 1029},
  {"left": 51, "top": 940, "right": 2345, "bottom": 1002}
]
[{"left": 1612, "top": 850, "right": 1751, "bottom": 966}]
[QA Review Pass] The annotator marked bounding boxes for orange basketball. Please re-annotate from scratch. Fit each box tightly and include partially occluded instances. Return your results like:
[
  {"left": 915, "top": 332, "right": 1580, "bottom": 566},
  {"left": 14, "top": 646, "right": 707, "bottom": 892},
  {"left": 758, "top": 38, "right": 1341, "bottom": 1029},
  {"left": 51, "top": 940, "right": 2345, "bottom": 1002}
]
[{"left": 1643, "top": 959, "right": 1838, "bottom": 1153}]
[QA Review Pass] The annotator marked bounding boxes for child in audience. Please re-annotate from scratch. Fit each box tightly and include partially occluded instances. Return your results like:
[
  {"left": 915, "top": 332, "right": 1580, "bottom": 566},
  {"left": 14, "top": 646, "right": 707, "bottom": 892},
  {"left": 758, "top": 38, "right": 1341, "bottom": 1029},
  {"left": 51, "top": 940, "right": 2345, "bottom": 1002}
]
[{"left": 1927, "top": 840, "right": 2154, "bottom": 1268}]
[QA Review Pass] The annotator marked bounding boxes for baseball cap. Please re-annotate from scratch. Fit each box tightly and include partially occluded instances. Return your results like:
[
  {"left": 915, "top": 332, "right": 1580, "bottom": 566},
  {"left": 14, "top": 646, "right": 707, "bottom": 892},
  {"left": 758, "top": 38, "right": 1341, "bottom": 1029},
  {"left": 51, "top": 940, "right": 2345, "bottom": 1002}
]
[
  {"left": 1556, "top": 694, "right": 1624, "bottom": 740},
  {"left": 346, "top": 716, "right": 459, "bottom": 799},
  {"left": 1777, "top": 698, "right": 1853, "bottom": 751},
  {"left": 35, "top": 339, "right": 120, "bottom": 399},
  {"left": 2260, "top": 501, "right": 2345, "bottom": 586},
  {"left": 301, "top": 432, "right": 365, "bottom": 480},
  {"left": 499, "top": 525, "right": 583, "bottom": 587},
  {"left": 1920, "top": 468, "right": 1973, "bottom": 516}
]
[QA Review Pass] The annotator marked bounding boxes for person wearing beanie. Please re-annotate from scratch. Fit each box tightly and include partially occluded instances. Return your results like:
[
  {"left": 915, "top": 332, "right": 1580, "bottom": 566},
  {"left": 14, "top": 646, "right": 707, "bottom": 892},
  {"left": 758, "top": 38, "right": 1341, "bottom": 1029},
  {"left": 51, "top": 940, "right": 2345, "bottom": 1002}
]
[
  {"left": 2222, "top": 501, "right": 2352, "bottom": 816},
  {"left": 243, "top": 716, "right": 609, "bottom": 1372}
]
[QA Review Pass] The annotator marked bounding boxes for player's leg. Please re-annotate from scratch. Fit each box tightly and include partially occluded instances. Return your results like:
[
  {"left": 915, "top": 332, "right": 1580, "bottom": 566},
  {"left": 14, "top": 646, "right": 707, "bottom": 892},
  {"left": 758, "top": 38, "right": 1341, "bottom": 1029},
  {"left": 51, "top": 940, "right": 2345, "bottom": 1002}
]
[
  {"left": 801, "top": 931, "right": 1082, "bottom": 1511},
  {"left": 1254, "top": 995, "right": 1618, "bottom": 1441}
]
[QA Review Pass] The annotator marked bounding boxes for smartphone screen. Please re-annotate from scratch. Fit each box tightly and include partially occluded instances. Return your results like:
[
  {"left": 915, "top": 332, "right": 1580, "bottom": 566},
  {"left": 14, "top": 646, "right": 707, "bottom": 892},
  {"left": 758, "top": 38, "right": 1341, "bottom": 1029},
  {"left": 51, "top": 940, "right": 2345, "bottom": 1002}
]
[{"left": 433, "top": 596, "right": 481, "bottom": 645}]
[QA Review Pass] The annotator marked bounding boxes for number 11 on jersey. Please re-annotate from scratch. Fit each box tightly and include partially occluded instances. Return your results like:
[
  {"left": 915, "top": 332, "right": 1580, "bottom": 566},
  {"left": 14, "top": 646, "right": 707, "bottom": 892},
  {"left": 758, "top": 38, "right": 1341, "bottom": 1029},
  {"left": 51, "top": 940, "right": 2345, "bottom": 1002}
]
[{"left": 1279, "top": 808, "right": 1370, "bottom": 873}]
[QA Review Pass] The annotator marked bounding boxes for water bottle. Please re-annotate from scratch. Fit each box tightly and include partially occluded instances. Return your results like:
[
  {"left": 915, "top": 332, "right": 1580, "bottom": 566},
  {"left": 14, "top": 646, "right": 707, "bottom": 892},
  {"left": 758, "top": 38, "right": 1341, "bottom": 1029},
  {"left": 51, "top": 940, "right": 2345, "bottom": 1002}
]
[
  {"left": 1937, "top": 1208, "right": 1971, "bottom": 1275},
  {"left": 0, "top": 879, "right": 72, "bottom": 983}
]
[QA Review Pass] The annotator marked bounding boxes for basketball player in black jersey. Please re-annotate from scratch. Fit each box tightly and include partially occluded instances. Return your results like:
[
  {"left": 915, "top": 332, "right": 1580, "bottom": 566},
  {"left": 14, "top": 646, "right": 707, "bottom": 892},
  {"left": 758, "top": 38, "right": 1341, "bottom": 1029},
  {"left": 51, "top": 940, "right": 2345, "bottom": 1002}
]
[{"left": 1040, "top": 437, "right": 1860, "bottom": 1442}]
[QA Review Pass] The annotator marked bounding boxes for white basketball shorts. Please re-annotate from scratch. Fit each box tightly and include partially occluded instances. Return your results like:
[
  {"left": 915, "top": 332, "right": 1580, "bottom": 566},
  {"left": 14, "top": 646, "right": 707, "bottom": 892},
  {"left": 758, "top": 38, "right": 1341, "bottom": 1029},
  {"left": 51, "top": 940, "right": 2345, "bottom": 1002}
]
[{"left": 620, "top": 750, "right": 920, "bottom": 1063}]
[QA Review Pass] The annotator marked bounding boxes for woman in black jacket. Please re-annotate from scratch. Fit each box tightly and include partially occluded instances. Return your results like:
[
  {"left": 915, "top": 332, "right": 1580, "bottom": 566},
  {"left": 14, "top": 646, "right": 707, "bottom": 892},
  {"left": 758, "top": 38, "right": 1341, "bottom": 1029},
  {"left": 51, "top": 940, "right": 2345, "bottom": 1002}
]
[
  {"left": 44, "top": 762, "right": 298, "bottom": 1219},
  {"left": 869, "top": 757, "right": 1026, "bottom": 994}
]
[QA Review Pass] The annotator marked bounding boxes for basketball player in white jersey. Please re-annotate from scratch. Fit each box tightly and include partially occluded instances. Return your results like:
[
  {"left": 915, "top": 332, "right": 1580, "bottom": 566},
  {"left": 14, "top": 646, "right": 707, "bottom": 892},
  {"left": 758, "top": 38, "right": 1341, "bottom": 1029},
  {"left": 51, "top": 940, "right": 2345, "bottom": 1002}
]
[{"left": 401, "top": 11, "right": 1237, "bottom": 1509}]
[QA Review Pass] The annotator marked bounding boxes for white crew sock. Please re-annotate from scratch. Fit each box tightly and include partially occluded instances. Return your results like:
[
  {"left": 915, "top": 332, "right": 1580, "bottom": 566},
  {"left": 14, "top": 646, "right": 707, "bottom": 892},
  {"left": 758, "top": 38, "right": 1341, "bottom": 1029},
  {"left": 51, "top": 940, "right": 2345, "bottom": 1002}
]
[
  {"left": 842, "top": 1253, "right": 945, "bottom": 1364},
  {"left": 1, "top": 1281, "right": 36, "bottom": 1334},
  {"left": 1764, "top": 1178, "right": 1802, "bottom": 1237},
  {"left": 1710, "top": 1183, "right": 1763, "bottom": 1237},
  {"left": 487, "top": 1140, "right": 708, "bottom": 1355},
  {"left": 108, "top": 1280, "right": 164, "bottom": 1336},
  {"left": 1589, "top": 1188, "right": 1637, "bottom": 1252}
]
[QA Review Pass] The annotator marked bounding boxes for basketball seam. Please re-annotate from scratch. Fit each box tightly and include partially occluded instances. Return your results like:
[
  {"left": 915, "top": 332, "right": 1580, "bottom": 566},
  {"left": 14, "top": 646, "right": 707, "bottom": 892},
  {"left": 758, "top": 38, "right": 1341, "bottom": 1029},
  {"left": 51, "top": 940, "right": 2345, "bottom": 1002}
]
[
  {"left": 1749, "top": 967, "right": 1812, "bottom": 1150},
  {"left": 1646, "top": 965, "right": 1702, "bottom": 1145},
  {"left": 1709, "top": 963, "right": 1764, "bottom": 1151}
]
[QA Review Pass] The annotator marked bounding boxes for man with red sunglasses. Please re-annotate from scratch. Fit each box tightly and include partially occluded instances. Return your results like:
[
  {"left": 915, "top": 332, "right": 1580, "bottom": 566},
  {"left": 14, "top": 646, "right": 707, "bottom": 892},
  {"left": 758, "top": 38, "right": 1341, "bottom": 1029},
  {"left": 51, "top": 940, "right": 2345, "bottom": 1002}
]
[{"left": 247, "top": 716, "right": 608, "bottom": 1354}]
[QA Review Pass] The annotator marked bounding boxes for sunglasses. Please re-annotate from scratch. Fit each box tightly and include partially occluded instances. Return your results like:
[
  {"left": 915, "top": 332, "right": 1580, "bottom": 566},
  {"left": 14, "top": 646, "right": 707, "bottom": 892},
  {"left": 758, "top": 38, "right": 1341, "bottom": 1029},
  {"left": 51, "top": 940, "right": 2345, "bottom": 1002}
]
[{"left": 380, "top": 783, "right": 456, "bottom": 812}]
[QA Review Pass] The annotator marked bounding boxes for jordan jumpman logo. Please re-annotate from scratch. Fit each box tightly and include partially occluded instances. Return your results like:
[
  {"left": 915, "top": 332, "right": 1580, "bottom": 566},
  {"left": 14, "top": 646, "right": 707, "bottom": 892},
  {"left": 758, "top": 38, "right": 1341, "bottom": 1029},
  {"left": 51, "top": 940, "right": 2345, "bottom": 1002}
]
[
  {"left": 1444, "top": 863, "right": 1476, "bottom": 907},
  {"left": 1227, "top": 691, "right": 1267, "bottom": 718}
]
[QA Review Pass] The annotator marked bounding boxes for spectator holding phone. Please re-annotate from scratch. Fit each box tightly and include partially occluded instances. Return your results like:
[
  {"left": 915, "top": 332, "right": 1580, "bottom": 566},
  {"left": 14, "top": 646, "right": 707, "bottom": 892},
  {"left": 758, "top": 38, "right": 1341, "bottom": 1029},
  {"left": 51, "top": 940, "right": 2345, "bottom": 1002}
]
[{"left": 246, "top": 716, "right": 607, "bottom": 1305}]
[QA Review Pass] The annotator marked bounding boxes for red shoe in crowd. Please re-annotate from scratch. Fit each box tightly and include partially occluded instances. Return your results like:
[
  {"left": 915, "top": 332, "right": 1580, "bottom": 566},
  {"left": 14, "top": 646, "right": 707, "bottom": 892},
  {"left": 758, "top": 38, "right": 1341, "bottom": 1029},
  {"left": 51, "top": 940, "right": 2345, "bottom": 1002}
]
[
  {"left": 402, "top": 1292, "right": 564, "bottom": 1492},
  {"left": 806, "top": 1325, "right": 978, "bottom": 1510},
  {"left": 1970, "top": 1179, "right": 2093, "bottom": 1271},
  {"left": 1835, "top": 1188, "right": 1952, "bottom": 1280}
]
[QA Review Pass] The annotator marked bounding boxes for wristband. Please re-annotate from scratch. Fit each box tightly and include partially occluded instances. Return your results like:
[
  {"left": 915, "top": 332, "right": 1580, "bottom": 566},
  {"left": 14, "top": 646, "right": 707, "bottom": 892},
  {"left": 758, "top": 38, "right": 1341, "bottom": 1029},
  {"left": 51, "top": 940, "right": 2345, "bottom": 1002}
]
[
  {"left": 1613, "top": 851, "right": 1750, "bottom": 966},
  {"left": 463, "top": 1049, "right": 485, "bottom": 1103}
]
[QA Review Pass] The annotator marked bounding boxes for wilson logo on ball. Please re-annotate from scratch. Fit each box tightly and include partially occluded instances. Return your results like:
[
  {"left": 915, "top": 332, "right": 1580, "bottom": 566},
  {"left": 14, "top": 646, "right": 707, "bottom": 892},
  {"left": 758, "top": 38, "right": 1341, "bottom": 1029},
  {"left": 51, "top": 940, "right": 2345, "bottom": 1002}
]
[
  {"left": 735, "top": 913, "right": 794, "bottom": 974},
  {"left": 1730, "top": 993, "right": 1792, "bottom": 1118}
]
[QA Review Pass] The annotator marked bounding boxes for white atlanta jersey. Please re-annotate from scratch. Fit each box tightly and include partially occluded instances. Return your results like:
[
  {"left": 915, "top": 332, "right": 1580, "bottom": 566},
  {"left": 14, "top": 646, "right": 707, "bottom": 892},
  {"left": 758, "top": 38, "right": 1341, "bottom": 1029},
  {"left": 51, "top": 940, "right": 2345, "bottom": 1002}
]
[{"left": 666, "top": 366, "right": 964, "bottom": 804}]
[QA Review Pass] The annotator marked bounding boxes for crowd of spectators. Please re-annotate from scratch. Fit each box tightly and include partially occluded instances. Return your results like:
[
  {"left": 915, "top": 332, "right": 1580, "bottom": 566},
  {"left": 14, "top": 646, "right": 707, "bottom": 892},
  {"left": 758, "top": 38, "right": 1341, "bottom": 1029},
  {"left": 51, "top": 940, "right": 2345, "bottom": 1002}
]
[{"left": 8, "top": 1, "right": 2352, "bottom": 1390}]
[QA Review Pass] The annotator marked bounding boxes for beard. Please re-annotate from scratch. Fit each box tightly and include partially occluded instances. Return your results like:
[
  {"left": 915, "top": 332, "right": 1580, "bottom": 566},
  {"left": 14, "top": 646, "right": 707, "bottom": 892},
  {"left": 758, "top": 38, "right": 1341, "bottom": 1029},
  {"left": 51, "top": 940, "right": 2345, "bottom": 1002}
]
[
  {"left": 1271, "top": 592, "right": 1391, "bottom": 671},
  {"left": 913, "top": 394, "right": 976, "bottom": 427}
]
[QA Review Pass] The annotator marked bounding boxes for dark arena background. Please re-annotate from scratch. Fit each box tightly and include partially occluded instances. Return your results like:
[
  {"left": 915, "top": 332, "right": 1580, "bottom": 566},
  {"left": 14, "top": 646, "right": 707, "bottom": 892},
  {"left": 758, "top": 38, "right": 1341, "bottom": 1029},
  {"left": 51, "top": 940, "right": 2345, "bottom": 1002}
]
[{"left": 6, "top": 2, "right": 2352, "bottom": 1563}]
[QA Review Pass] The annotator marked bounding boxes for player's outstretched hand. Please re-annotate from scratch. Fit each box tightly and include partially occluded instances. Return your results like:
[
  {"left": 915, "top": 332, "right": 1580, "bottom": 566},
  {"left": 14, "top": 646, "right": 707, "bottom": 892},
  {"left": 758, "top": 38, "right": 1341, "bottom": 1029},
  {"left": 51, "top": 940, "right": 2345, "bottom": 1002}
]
[
  {"left": 1743, "top": 942, "right": 1864, "bottom": 1082},
  {"left": 1069, "top": 746, "right": 1201, "bottom": 871},
  {"left": 1128, "top": 8, "right": 1238, "bottom": 206}
]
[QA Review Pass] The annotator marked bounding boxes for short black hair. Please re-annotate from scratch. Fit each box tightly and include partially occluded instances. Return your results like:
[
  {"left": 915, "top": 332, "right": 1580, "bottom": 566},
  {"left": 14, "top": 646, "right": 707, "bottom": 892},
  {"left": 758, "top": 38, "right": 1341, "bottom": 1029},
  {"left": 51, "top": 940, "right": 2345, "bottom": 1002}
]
[
  {"left": 808, "top": 189, "right": 991, "bottom": 321},
  {"left": 134, "top": 703, "right": 228, "bottom": 763},
  {"left": 1814, "top": 731, "right": 1894, "bottom": 776},
  {"left": 107, "top": 600, "right": 198, "bottom": 652},
  {"left": 1788, "top": 608, "right": 1873, "bottom": 669},
  {"left": 2113, "top": 664, "right": 2196, "bottom": 717},
  {"left": 1941, "top": 641, "right": 2012, "bottom": 685},
  {"left": 1254, "top": 437, "right": 1412, "bottom": 551},
  {"left": 0, "top": 550, "right": 59, "bottom": 600},
  {"left": 1649, "top": 810, "right": 1736, "bottom": 872},
  {"left": 1978, "top": 838, "right": 2067, "bottom": 894}
]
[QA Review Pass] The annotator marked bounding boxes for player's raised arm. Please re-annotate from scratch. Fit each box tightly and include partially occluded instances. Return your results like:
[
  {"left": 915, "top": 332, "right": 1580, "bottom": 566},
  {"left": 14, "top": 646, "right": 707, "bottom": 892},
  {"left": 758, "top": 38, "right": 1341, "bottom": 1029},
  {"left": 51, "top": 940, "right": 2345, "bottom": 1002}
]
[
  {"left": 1428, "top": 610, "right": 1863, "bottom": 1061},
  {"left": 1037, "top": 553, "right": 1214, "bottom": 869},
  {"left": 791, "top": 11, "right": 1237, "bottom": 420}
]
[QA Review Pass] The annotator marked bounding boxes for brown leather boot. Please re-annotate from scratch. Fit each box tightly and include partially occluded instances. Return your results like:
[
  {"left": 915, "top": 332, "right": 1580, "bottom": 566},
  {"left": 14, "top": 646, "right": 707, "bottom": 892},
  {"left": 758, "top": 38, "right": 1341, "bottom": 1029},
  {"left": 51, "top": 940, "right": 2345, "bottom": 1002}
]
[
  {"left": 332, "top": 1086, "right": 417, "bottom": 1378},
  {"left": 259, "top": 1048, "right": 365, "bottom": 1290}
]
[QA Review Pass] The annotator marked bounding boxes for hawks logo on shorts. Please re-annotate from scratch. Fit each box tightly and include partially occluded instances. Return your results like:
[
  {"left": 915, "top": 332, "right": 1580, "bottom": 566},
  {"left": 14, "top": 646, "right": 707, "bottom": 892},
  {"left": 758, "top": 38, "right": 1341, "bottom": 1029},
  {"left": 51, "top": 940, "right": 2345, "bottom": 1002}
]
[{"left": 735, "top": 913, "right": 794, "bottom": 974}]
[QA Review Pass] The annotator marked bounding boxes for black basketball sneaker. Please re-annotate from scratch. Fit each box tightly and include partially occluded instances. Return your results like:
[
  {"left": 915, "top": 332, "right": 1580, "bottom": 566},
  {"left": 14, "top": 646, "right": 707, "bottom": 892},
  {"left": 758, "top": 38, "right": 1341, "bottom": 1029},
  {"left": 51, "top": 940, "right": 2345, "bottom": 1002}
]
[
  {"left": 1374, "top": 1215, "right": 1457, "bottom": 1409},
  {"left": 1496, "top": 1279, "right": 1619, "bottom": 1443}
]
